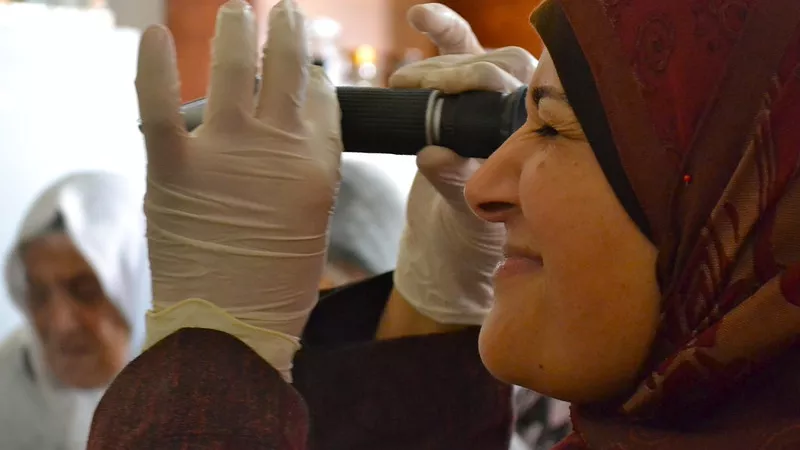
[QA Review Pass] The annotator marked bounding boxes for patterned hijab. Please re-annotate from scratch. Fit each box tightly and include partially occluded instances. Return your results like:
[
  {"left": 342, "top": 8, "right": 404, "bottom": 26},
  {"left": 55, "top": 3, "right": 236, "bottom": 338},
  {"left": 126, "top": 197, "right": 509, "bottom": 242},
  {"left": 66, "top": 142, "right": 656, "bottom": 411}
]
[{"left": 529, "top": 0, "right": 800, "bottom": 448}]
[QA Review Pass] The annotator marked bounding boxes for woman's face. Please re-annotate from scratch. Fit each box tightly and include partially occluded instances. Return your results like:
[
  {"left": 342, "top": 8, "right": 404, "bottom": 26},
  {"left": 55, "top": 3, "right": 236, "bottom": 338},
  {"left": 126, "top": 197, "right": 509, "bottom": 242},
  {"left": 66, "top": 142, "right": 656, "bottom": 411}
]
[
  {"left": 465, "top": 50, "right": 661, "bottom": 404},
  {"left": 22, "top": 234, "right": 130, "bottom": 389}
]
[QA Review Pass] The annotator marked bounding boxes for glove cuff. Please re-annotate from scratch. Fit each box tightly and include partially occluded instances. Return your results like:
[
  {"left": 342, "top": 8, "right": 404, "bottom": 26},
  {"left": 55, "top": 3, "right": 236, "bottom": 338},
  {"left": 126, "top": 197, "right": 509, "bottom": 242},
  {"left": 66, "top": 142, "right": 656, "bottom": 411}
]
[{"left": 146, "top": 299, "right": 301, "bottom": 383}]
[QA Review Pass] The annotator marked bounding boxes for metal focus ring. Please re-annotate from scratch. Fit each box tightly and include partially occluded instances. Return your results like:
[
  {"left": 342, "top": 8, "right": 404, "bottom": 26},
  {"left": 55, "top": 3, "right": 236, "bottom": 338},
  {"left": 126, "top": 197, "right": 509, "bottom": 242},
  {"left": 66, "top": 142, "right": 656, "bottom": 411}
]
[{"left": 424, "top": 90, "right": 441, "bottom": 146}]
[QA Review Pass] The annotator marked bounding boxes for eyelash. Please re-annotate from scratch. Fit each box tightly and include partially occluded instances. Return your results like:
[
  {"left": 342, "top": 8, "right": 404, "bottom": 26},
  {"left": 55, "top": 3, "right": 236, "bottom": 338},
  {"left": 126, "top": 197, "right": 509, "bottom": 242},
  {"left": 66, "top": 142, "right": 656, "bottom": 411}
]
[{"left": 534, "top": 124, "right": 559, "bottom": 137}]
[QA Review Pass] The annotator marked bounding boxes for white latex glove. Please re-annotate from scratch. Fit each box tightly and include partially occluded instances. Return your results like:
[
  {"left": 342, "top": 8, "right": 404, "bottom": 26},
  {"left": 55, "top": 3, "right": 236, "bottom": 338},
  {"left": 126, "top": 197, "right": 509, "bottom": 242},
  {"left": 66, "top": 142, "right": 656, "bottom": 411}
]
[
  {"left": 137, "top": 0, "right": 341, "bottom": 343},
  {"left": 389, "top": 3, "right": 537, "bottom": 325}
]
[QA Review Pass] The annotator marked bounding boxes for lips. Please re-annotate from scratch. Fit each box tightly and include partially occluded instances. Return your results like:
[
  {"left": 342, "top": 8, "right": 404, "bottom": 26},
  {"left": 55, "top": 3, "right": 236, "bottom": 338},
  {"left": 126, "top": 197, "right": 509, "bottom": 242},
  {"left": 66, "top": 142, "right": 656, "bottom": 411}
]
[
  {"left": 494, "top": 254, "right": 543, "bottom": 279},
  {"left": 56, "top": 342, "right": 93, "bottom": 357}
]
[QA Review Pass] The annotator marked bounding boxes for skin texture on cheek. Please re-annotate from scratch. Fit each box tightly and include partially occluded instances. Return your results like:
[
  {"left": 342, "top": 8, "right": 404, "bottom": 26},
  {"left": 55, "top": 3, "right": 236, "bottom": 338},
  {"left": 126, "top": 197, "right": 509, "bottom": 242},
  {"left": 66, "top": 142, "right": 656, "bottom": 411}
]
[
  {"left": 40, "top": 296, "right": 130, "bottom": 389},
  {"left": 551, "top": 145, "right": 658, "bottom": 398}
]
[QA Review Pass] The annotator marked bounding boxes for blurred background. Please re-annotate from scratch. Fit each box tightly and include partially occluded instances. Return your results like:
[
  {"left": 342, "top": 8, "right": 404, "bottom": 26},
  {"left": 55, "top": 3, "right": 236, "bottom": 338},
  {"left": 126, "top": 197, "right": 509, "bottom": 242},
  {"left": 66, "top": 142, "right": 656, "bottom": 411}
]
[{"left": 0, "top": 0, "right": 543, "bottom": 340}]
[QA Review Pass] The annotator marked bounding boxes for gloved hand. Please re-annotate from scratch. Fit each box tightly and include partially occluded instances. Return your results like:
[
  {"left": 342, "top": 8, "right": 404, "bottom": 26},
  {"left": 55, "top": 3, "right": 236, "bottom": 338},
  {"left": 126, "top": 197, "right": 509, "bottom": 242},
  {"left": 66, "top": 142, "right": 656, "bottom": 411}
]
[
  {"left": 389, "top": 3, "right": 537, "bottom": 325},
  {"left": 136, "top": 0, "right": 341, "bottom": 379}
]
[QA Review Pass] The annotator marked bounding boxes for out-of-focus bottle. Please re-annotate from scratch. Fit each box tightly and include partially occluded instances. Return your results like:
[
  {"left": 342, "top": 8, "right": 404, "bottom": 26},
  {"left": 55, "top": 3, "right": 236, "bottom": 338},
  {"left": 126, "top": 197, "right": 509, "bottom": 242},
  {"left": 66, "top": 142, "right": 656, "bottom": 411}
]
[
  {"left": 352, "top": 44, "right": 378, "bottom": 87},
  {"left": 394, "top": 47, "right": 424, "bottom": 71},
  {"left": 308, "top": 17, "right": 348, "bottom": 86}
]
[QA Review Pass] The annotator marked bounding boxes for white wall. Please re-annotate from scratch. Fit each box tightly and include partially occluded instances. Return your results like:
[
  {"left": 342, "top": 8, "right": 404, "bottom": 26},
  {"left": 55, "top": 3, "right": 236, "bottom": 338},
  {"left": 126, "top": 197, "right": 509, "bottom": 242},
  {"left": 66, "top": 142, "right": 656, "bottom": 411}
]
[
  {"left": 0, "top": 5, "right": 146, "bottom": 340},
  {"left": 18, "top": 0, "right": 164, "bottom": 29},
  {"left": 106, "top": 0, "right": 163, "bottom": 29}
]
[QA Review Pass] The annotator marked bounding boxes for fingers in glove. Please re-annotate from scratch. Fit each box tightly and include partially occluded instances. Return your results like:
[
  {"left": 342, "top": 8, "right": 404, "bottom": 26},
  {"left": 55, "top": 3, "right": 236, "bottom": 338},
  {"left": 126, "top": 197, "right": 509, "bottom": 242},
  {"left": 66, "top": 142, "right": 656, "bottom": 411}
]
[
  {"left": 304, "top": 67, "right": 339, "bottom": 136},
  {"left": 303, "top": 66, "right": 342, "bottom": 169},
  {"left": 420, "top": 61, "right": 523, "bottom": 94},
  {"left": 408, "top": 3, "right": 483, "bottom": 55},
  {"left": 256, "top": 0, "right": 309, "bottom": 134},
  {"left": 478, "top": 46, "right": 537, "bottom": 85},
  {"left": 205, "top": 0, "right": 258, "bottom": 128},
  {"left": 416, "top": 145, "right": 482, "bottom": 208},
  {"left": 388, "top": 54, "right": 466, "bottom": 88},
  {"left": 389, "top": 47, "right": 535, "bottom": 90},
  {"left": 135, "top": 26, "right": 187, "bottom": 166}
]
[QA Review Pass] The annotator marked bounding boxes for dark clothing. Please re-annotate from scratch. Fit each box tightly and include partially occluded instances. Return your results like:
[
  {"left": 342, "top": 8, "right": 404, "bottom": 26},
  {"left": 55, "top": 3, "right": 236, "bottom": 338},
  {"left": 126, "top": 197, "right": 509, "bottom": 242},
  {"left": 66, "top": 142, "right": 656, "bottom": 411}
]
[{"left": 88, "top": 273, "right": 513, "bottom": 449}]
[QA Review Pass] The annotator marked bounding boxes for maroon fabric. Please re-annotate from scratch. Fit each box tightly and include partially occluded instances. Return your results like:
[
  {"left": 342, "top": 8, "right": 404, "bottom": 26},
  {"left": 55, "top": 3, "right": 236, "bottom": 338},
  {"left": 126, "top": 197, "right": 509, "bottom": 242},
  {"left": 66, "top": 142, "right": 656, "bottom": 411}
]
[
  {"left": 88, "top": 328, "right": 309, "bottom": 449},
  {"left": 528, "top": 0, "right": 800, "bottom": 448},
  {"left": 296, "top": 272, "right": 513, "bottom": 450},
  {"left": 294, "top": 330, "right": 512, "bottom": 450},
  {"left": 87, "top": 273, "right": 513, "bottom": 449},
  {"left": 567, "top": 344, "right": 800, "bottom": 450}
]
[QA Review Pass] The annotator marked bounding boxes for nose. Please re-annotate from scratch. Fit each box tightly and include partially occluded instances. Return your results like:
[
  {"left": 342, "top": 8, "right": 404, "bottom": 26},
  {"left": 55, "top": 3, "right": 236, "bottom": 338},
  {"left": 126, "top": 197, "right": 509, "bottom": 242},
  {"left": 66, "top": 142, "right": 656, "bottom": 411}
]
[
  {"left": 47, "top": 292, "right": 82, "bottom": 335},
  {"left": 465, "top": 135, "right": 522, "bottom": 223}
]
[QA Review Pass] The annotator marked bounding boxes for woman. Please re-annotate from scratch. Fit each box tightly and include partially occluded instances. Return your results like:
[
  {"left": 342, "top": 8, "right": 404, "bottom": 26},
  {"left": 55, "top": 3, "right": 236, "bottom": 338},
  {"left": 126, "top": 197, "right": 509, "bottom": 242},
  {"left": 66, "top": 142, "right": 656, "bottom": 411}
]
[
  {"left": 0, "top": 172, "right": 150, "bottom": 449},
  {"left": 464, "top": 0, "right": 800, "bottom": 447},
  {"left": 90, "top": 1, "right": 800, "bottom": 450}
]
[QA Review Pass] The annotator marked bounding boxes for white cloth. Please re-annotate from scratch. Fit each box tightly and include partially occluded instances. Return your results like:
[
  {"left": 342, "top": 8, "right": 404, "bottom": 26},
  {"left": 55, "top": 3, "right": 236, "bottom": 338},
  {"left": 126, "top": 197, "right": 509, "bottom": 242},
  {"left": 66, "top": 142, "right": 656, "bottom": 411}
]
[
  {"left": 0, "top": 171, "right": 150, "bottom": 450},
  {"left": 0, "top": 328, "right": 103, "bottom": 450}
]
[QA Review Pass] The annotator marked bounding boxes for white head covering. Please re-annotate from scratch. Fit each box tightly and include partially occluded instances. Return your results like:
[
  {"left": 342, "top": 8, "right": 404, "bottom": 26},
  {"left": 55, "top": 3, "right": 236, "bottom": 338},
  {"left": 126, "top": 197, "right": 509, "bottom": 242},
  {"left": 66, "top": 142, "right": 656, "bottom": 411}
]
[
  {"left": 328, "top": 158, "right": 406, "bottom": 276},
  {"left": 0, "top": 171, "right": 150, "bottom": 450}
]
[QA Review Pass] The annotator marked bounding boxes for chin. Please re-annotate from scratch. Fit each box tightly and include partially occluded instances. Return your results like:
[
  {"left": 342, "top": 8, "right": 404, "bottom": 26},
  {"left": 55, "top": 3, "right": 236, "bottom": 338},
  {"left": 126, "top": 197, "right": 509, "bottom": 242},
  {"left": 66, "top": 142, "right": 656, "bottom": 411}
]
[
  {"left": 479, "top": 280, "right": 547, "bottom": 386},
  {"left": 478, "top": 301, "right": 643, "bottom": 404},
  {"left": 53, "top": 360, "right": 116, "bottom": 389},
  {"left": 477, "top": 307, "right": 533, "bottom": 387},
  {"left": 62, "top": 372, "right": 114, "bottom": 390}
]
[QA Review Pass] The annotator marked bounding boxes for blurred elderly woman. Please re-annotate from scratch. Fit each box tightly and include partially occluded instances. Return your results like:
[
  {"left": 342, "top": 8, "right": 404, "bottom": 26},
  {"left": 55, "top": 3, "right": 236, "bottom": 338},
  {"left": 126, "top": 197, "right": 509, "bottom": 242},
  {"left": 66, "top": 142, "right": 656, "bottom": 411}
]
[{"left": 0, "top": 172, "right": 150, "bottom": 450}]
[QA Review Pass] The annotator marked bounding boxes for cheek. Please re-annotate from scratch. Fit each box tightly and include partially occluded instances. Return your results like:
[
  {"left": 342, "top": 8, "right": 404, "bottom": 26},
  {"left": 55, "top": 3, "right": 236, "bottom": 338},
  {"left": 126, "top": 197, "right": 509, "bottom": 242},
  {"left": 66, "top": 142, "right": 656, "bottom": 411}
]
[
  {"left": 484, "top": 142, "right": 662, "bottom": 400},
  {"left": 81, "top": 304, "right": 130, "bottom": 355},
  {"left": 31, "top": 310, "right": 53, "bottom": 340},
  {"left": 516, "top": 143, "right": 656, "bottom": 335},
  {"left": 519, "top": 144, "right": 612, "bottom": 247},
  {"left": 519, "top": 145, "right": 627, "bottom": 277}
]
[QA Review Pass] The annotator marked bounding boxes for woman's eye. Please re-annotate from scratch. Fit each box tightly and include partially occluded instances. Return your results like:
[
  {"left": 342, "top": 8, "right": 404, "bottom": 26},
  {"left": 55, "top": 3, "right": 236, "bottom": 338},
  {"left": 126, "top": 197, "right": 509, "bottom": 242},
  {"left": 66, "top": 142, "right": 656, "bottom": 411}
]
[
  {"left": 69, "top": 276, "right": 104, "bottom": 305},
  {"left": 534, "top": 124, "right": 559, "bottom": 137}
]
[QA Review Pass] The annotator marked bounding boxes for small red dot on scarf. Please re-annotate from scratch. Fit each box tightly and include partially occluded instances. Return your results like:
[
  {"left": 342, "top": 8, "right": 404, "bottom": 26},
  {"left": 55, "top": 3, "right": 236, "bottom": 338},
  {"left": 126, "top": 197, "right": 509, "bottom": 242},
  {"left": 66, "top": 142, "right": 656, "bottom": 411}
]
[{"left": 683, "top": 174, "right": 692, "bottom": 184}]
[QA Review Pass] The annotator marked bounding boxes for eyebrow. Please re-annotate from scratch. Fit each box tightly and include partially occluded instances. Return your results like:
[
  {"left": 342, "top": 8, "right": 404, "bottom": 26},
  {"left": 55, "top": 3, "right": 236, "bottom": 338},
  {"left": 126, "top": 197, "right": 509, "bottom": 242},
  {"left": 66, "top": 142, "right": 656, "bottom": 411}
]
[{"left": 531, "top": 85, "right": 569, "bottom": 106}]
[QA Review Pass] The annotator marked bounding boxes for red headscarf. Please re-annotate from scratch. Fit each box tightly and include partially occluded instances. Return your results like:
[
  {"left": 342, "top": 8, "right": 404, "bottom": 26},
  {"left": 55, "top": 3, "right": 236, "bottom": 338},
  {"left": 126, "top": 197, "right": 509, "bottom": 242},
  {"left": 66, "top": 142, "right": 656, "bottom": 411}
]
[{"left": 530, "top": 0, "right": 800, "bottom": 448}]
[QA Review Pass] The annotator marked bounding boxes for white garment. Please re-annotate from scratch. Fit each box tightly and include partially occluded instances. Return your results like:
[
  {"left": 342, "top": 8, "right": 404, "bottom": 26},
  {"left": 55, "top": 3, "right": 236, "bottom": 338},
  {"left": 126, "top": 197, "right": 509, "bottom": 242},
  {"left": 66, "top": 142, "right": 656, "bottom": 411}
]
[
  {"left": 0, "top": 172, "right": 150, "bottom": 450},
  {"left": 0, "top": 328, "right": 102, "bottom": 450}
]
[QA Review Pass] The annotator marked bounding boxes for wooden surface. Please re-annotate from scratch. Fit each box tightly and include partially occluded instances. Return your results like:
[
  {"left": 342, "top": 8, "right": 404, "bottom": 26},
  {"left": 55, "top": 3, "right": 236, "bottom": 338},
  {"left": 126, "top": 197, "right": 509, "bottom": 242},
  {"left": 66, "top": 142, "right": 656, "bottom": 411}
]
[
  {"left": 166, "top": 0, "right": 228, "bottom": 102},
  {"left": 442, "top": 0, "right": 544, "bottom": 57}
]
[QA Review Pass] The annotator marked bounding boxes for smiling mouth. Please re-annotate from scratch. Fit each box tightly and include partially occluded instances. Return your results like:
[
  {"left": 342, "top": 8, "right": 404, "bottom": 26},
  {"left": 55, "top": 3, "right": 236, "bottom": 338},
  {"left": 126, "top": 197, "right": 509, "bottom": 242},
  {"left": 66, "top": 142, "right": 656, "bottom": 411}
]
[{"left": 494, "top": 252, "right": 543, "bottom": 279}]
